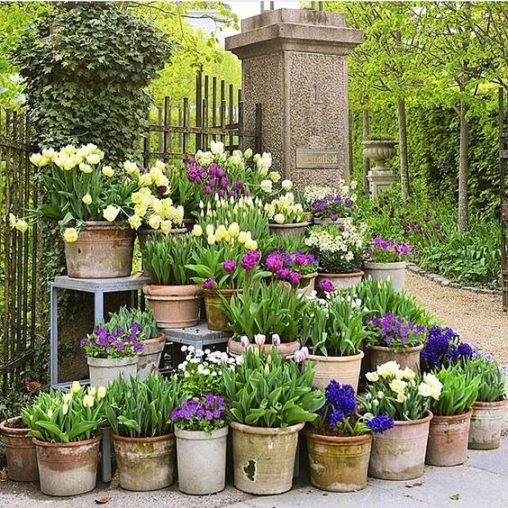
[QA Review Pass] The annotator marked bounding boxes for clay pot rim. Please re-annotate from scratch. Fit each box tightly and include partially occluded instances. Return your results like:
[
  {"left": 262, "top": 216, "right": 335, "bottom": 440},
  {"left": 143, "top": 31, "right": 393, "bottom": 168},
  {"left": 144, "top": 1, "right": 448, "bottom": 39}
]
[
  {"left": 87, "top": 355, "right": 138, "bottom": 366},
  {"left": 203, "top": 288, "right": 243, "bottom": 296},
  {"left": 174, "top": 426, "right": 229, "bottom": 440},
  {"left": 306, "top": 431, "right": 372, "bottom": 445},
  {"left": 112, "top": 432, "right": 174, "bottom": 443},
  {"left": 366, "top": 343, "right": 424, "bottom": 353},
  {"left": 269, "top": 221, "right": 310, "bottom": 228},
  {"left": 300, "top": 272, "right": 318, "bottom": 279},
  {"left": 431, "top": 408, "right": 473, "bottom": 424},
  {"left": 317, "top": 271, "right": 364, "bottom": 278},
  {"left": 392, "top": 411, "right": 433, "bottom": 427},
  {"left": 141, "top": 333, "right": 166, "bottom": 345},
  {"left": 33, "top": 435, "right": 101, "bottom": 448},
  {"left": 78, "top": 221, "right": 132, "bottom": 230},
  {"left": 364, "top": 261, "right": 406, "bottom": 269},
  {"left": 230, "top": 421, "right": 305, "bottom": 435},
  {"left": 473, "top": 398, "right": 508, "bottom": 409},
  {"left": 143, "top": 283, "right": 202, "bottom": 296},
  {"left": 0, "top": 417, "right": 30, "bottom": 435},
  {"left": 307, "top": 350, "right": 365, "bottom": 362}
]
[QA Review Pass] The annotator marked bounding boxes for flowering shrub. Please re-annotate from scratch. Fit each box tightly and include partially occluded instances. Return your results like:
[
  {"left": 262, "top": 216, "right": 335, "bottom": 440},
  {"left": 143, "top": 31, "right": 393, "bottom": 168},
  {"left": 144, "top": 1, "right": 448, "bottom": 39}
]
[
  {"left": 305, "top": 222, "right": 366, "bottom": 273},
  {"left": 80, "top": 325, "right": 143, "bottom": 358},
  {"left": 22, "top": 381, "right": 106, "bottom": 442},
  {"left": 264, "top": 249, "right": 318, "bottom": 286},
  {"left": 305, "top": 180, "right": 358, "bottom": 220},
  {"left": 264, "top": 192, "right": 306, "bottom": 224},
  {"left": 172, "top": 394, "right": 227, "bottom": 433},
  {"left": 367, "top": 313, "right": 426, "bottom": 350},
  {"left": 365, "top": 237, "right": 412, "bottom": 263},
  {"left": 420, "top": 326, "right": 475, "bottom": 370},
  {"left": 314, "top": 381, "right": 393, "bottom": 436},
  {"left": 362, "top": 362, "right": 443, "bottom": 421}
]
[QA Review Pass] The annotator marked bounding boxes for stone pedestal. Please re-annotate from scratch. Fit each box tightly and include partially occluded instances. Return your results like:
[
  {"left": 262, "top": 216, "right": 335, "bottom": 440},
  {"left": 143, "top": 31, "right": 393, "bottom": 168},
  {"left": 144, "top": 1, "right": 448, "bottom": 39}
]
[
  {"left": 226, "top": 8, "right": 363, "bottom": 188},
  {"left": 367, "top": 170, "right": 396, "bottom": 198}
]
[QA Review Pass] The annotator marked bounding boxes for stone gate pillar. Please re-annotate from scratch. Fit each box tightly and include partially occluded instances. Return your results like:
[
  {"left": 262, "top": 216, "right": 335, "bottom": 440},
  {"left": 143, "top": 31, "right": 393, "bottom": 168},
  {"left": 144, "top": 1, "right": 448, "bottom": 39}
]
[{"left": 226, "top": 8, "right": 363, "bottom": 187}]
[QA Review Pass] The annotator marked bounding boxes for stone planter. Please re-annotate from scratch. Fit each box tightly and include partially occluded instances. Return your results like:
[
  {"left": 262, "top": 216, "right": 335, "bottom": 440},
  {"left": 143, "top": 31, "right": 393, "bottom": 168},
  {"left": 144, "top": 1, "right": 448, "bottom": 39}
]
[
  {"left": 316, "top": 271, "right": 364, "bottom": 290},
  {"left": 34, "top": 436, "right": 101, "bottom": 496},
  {"left": 367, "top": 344, "right": 423, "bottom": 372},
  {"left": 364, "top": 261, "right": 406, "bottom": 291},
  {"left": 175, "top": 426, "right": 228, "bottom": 495},
  {"left": 468, "top": 399, "right": 508, "bottom": 450},
  {"left": 268, "top": 222, "right": 310, "bottom": 239},
  {"left": 369, "top": 411, "right": 432, "bottom": 480},
  {"left": 297, "top": 272, "right": 318, "bottom": 298},
  {"left": 230, "top": 421, "right": 304, "bottom": 495},
  {"left": 307, "top": 351, "right": 364, "bottom": 392},
  {"left": 203, "top": 288, "right": 241, "bottom": 331},
  {"left": 426, "top": 410, "right": 472, "bottom": 466},
  {"left": 306, "top": 432, "right": 372, "bottom": 492},
  {"left": 0, "top": 417, "right": 39, "bottom": 482},
  {"left": 113, "top": 433, "right": 175, "bottom": 491},
  {"left": 143, "top": 284, "right": 201, "bottom": 328},
  {"left": 312, "top": 217, "right": 348, "bottom": 226},
  {"left": 137, "top": 334, "right": 166, "bottom": 380},
  {"left": 362, "top": 140, "right": 397, "bottom": 171},
  {"left": 64, "top": 221, "right": 134, "bottom": 278},
  {"left": 87, "top": 356, "right": 138, "bottom": 387},
  {"left": 228, "top": 337, "right": 300, "bottom": 357}
]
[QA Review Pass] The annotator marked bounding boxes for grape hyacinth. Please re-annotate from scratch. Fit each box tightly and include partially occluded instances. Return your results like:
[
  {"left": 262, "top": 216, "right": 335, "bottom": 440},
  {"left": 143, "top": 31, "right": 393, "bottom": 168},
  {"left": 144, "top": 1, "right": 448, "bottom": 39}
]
[{"left": 366, "top": 414, "right": 394, "bottom": 433}]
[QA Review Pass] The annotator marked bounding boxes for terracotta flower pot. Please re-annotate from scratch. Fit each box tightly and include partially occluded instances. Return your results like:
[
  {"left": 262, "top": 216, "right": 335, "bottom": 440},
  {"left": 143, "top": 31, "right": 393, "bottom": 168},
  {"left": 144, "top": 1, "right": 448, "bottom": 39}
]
[
  {"left": 143, "top": 284, "right": 202, "bottom": 328},
  {"left": 34, "top": 436, "right": 101, "bottom": 496},
  {"left": 313, "top": 217, "right": 348, "bottom": 226},
  {"left": 297, "top": 272, "right": 318, "bottom": 297},
  {"left": 367, "top": 344, "right": 423, "bottom": 372},
  {"left": 64, "top": 221, "right": 134, "bottom": 279},
  {"left": 268, "top": 221, "right": 310, "bottom": 238},
  {"left": 316, "top": 271, "right": 364, "bottom": 290},
  {"left": 426, "top": 410, "right": 472, "bottom": 466},
  {"left": 113, "top": 433, "right": 175, "bottom": 491},
  {"left": 87, "top": 356, "right": 138, "bottom": 387},
  {"left": 230, "top": 421, "right": 304, "bottom": 495},
  {"left": 0, "top": 417, "right": 39, "bottom": 482},
  {"left": 203, "top": 288, "right": 241, "bottom": 331},
  {"left": 227, "top": 337, "right": 301, "bottom": 357},
  {"left": 137, "top": 334, "right": 166, "bottom": 380},
  {"left": 368, "top": 411, "right": 432, "bottom": 480},
  {"left": 175, "top": 426, "right": 228, "bottom": 495},
  {"left": 364, "top": 261, "right": 406, "bottom": 291},
  {"left": 306, "top": 432, "right": 372, "bottom": 492},
  {"left": 307, "top": 351, "right": 364, "bottom": 392},
  {"left": 468, "top": 399, "right": 508, "bottom": 450}
]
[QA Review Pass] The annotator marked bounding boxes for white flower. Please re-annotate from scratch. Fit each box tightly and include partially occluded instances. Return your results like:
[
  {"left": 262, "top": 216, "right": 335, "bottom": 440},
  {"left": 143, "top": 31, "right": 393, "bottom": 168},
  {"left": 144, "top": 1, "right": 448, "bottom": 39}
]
[
  {"left": 124, "top": 161, "right": 138, "bottom": 174},
  {"left": 272, "top": 334, "right": 281, "bottom": 347},
  {"left": 281, "top": 179, "right": 293, "bottom": 191},
  {"left": 210, "top": 140, "right": 224, "bottom": 155},
  {"left": 15, "top": 219, "right": 28, "bottom": 233},
  {"left": 82, "top": 193, "right": 92, "bottom": 205},
  {"left": 86, "top": 153, "right": 101, "bottom": 165},
  {"left": 71, "top": 381, "right": 81, "bottom": 394},
  {"left": 102, "top": 165, "right": 114, "bottom": 177},
  {"left": 192, "top": 224, "right": 203, "bottom": 237},
  {"left": 254, "top": 334, "right": 266, "bottom": 346},
  {"left": 244, "top": 148, "right": 253, "bottom": 159},
  {"left": 63, "top": 227, "right": 78, "bottom": 243},
  {"left": 377, "top": 361, "right": 401, "bottom": 379},
  {"left": 79, "top": 163, "right": 93, "bottom": 174},
  {"left": 260, "top": 179, "right": 273, "bottom": 193},
  {"left": 103, "top": 205, "right": 120, "bottom": 222},
  {"left": 97, "top": 386, "right": 106, "bottom": 400},
  {"left": 274, "top": 213, "right": 285, "bottom": 224},
  {"left": 366, "top": 371, "right": 379, "bottom": 382},
  {"left": 240, "top": 336, "right": 250, "bottom": 348},
  {"left": 128, "top": 215, "right": 142, "bottom": 230},
  {"left": 269, "top": 171, "right": 281, "bottom": 183}
]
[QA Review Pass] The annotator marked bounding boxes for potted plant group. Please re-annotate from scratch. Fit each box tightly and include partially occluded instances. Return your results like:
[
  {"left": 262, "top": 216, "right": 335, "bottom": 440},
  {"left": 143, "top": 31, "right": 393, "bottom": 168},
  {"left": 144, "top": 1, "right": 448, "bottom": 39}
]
[
  {"left": 80, "top": 324, "right": 143, "bottom": 387},
  {"left": 364, "top": 237, "right": 412, "bottom": 291},
  {"left": 21, "top": 382, "right": 105, "bottom": 496},
  {"left": 362, "top": 362, "right": 442, "bottom": 480},
  {"left": 307, "top": 381, "right": 394, "bottom": 492},
  {"left": 29, "top": 144, "right": 138, "bottom": 278},
  {"left": 105, "top": 373, "right": 184, "bottom": 491},
  {"left": 366, "top": 312, "right": 427, "bottom": 371},
  {"left": 468, "top": 355, "right": 507, "bottom": 450},
  {"left": 105, "top": 306, "right": 165, "bottom": 379},
  {"left": 142, "top": 234, "right": 202, "bottom": 328},
  {"left": 426, "top": 363, "right": 481, "bottom": 466},
  {"left": 305, "top": 222, "right": 366, "bottom": 289},
  {"left": 223, "top": 282, "right": 306, "bottom": 356},
  {"left": 265, "top": 191, "right": 309, "bottom": 238},
  {"left": 222, "top": 349, "right": 324, "bottom": 495},
  {"left": 300, "top": 295, "right": 369, "bottom": 391}
]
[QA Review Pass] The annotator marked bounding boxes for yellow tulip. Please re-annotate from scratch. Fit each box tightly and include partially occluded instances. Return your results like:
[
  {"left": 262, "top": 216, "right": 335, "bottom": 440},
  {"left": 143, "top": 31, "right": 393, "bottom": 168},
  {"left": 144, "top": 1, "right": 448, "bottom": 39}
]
[
  {"left": 128, "top": 214, "right": 142, "bottom": 230},
  {"left": 228, "top": 222, "right": 240, "bottom": 238},
  {"left": 82, "top": 194, "right": 92, "bottom": 205},
  {"left": 15, "top": 219, "right": 28, "bottom": 233},
  {"left": 71, "top": 380, "right": 81, "bottom": 393},
  {"left": 102, "top": 166, "right": 114, "bottom": 177},
  {"left": 192, "top": 224, "right": 203, "bottom": 237},
  {"left": 63, "top": 227, "right": 78, "bottom": 243}
]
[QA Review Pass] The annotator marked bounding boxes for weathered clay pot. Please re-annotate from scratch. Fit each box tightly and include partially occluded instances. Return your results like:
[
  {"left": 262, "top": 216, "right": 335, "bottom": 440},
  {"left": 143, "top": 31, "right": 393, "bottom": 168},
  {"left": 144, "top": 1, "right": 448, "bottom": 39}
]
[
  {"left": 228, "top": 337, "right": 300, "bottom": 357},
  {"left": 0, "top": 417, "right": 39, "bottom": 481},
  {"left": 137, "top": 334, "right": 166, "bottom": 380},
  {"left": 64, "top": 221, "right": 134, "bottom": 278},
  {"left": 175, "top": 426, "right": 228, "bottom": 495},
  {"left": 143, "top": 284, "right": 201, "bottom": 328},
  {"left": 313, "top": 217, "right": 348, "bottom": 226},
  {"left": 113, "top": 433, "right": 175, "bottom": 491},
  {"left": 269, "top": 222, "right": 310, "bottom": 239},
  {"left": 231, "top": 421, "right": 304, "bottom": 495},
  {"left": 369, "top": 411, "right": 432, "bottom": 480},
  {"left": 364, "top": 261, "right": 406, "bottom": 291},
  {"left": 426, "top": 410, "right": 472, "bottom": 466},
  {"left": 307, "top": 351, "right": 364, "bottom": 392},
  {"left": 316, "top": 271, "right": 364, "bottom": 290},
  {"left": 203, "top": 288, "right": 241, "bottom": 331},
  {"left": 297, "top": 272, "right": 318, "bottom": 297},
  {"left": 87, "top": 356, "right": 138, "bottom": 387},
  {"left": 34, "top": 436, "right": 101, "bottom": 496},
  {"left": 307, "top": 432, "right": 372, "bottom": 492},
  {"left": 367, "top": 344, "right": 423, "bottom": 372},
  {"left": 468, "top": 399, "right": 508, "bottom": 450}
]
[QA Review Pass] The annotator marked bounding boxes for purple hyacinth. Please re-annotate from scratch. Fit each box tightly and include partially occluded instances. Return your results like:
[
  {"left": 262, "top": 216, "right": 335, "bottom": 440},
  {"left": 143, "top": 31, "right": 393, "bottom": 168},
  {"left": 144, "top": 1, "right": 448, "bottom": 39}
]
[
  {"left": 367, "top": 415, "right": 394, "bottom": 434},
  {"left": 420, "top": 326, "right": 474, "bottom": 369},
  {"left": 325, "top": 381, "right": 356, "bottom": 416}
]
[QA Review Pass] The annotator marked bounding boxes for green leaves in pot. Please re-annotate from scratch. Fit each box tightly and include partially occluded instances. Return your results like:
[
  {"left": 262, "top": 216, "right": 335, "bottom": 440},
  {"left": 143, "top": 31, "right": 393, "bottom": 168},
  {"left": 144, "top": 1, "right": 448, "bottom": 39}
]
[
  {"left": 468, "top": 356, "right": 506, "bottom": 403},
  {"left": 105, "top": 306, "right": 158, "bottom": 340}
]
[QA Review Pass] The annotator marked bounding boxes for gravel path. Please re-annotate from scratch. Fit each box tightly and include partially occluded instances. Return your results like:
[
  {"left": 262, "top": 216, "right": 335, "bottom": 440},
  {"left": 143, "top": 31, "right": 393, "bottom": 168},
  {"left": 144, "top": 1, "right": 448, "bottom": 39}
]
[{"left": 406, "top": 271, "right": 508, "bottom": 363}]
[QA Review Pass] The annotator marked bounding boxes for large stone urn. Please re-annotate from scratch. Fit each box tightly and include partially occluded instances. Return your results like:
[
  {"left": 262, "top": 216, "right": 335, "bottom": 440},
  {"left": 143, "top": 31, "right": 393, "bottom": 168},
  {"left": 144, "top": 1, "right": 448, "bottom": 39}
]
[{"left": 363, "top": 140, "right": 397, "bottom": 198}]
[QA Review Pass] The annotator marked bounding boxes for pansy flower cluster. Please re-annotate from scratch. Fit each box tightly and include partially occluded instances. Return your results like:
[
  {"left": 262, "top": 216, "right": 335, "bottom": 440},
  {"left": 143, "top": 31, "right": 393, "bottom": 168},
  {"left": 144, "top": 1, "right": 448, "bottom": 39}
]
[
  {"left": 171, "top": 393, "right": 227, "bottom": 433},
  {"left": 367, "top": 313, "right": 426, "bottom": 350},
  {"left": 420, "top": 326, "right": 475, "bottom": 370},
  {"left": 80, "top": 324, "right": 143, "bottom": 359},
  {"left": 365, "top": 237, "right": 413, "bottom": 263},
  {"left": 264, "top": 249, "right": 318, "bottom": 286}
]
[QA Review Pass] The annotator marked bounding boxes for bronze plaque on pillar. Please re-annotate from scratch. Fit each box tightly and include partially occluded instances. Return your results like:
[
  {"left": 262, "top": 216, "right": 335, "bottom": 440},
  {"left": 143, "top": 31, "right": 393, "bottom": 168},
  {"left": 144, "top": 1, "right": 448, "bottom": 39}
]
[{"left": 296, "top": 148, "right": 340, "bottom": 169}]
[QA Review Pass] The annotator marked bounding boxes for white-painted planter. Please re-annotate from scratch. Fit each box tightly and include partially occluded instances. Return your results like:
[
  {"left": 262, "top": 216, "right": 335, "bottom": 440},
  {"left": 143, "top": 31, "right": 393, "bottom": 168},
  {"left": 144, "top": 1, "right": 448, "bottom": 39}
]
[
  {"left": 175, "top": 426, "right": 228, "bottom": 495},
  {"left": 364, "top": 261, "right": 406, "bottom": 290},
  {"left": 87, "top": 356, "right": 138, "bottom": 387},
  {"left": 316, "top": 271, "right": 364, "bottom": 290}
]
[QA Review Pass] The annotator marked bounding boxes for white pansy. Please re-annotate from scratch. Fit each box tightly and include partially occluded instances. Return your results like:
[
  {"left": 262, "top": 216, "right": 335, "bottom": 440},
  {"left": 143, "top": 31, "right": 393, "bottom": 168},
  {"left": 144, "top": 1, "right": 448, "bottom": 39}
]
[{"left": 103, "top": 205, "right": 120, "bottom": 222}]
